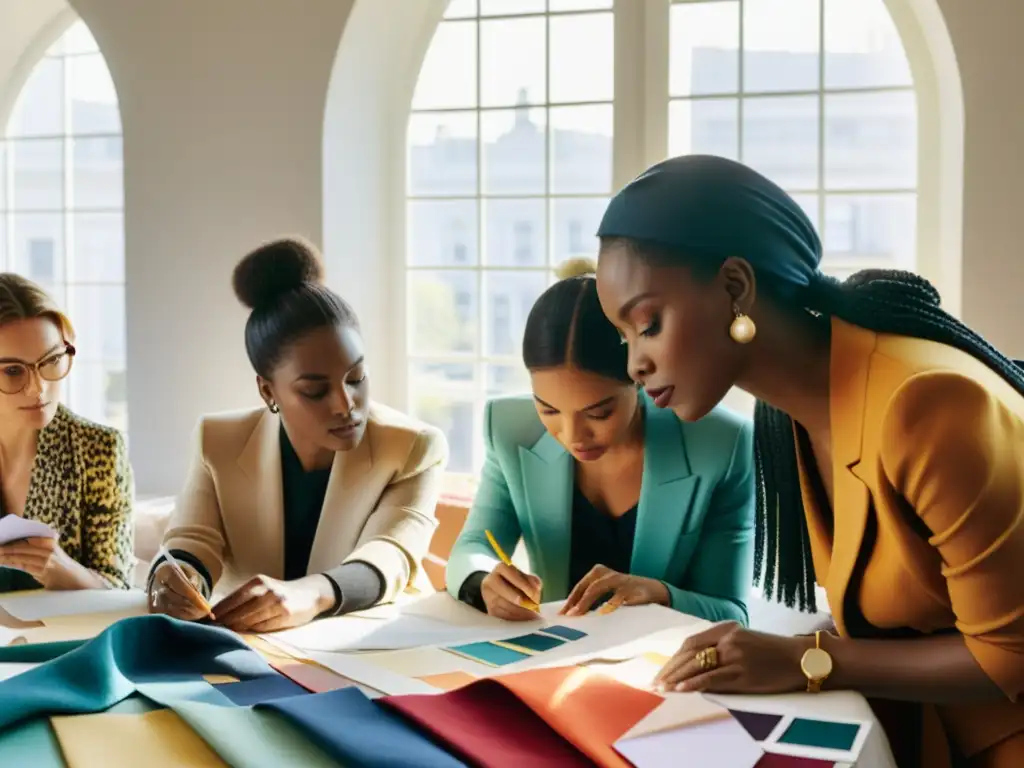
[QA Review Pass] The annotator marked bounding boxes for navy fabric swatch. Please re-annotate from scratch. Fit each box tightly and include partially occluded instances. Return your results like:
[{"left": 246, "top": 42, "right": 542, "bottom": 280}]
[
  {"left": 215, "top": 675, "right": 310, "bottom": 706},
  {"left": 259, "top": 686, "right": 467, "bottom": 768}
]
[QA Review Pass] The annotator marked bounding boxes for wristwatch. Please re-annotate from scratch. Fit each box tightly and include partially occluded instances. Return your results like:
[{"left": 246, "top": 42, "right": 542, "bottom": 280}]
[{"left": 800, "top": 629, "right": 834, "bottom": 693}]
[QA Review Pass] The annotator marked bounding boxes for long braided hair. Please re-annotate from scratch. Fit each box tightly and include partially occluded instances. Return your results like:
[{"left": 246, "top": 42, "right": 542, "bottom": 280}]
[
  {"left": 755, "top": 271, "right": 1024, "bottom": 612},
  {"left": 595, "top": 154, "right": 1024, "bottom": 614}
]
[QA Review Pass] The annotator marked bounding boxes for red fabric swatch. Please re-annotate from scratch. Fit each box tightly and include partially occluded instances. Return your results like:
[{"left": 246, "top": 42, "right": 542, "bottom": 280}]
[
  {"left": 383, "top": 666, "right": 662, "bottom": 768},
  {"left": 756, "top": 754, "right": 835, "bottom": 767}
]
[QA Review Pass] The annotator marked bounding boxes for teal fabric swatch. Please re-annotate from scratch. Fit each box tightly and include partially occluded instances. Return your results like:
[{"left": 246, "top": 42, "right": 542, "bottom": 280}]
[
  {"left": 172, "top": 700, "right": 345, "bottom": 768},
  {"left": 778, "top": 718, "right": 860, "bottom": 751},
  {"left": 0, "top": 615, "right": 274, "bottom": 731},
  {"left": 0, "top": 640, "right": 86, "bottom": 664},
  {"left": 0, "top": 718, "right": 66, "bottom": 768}
]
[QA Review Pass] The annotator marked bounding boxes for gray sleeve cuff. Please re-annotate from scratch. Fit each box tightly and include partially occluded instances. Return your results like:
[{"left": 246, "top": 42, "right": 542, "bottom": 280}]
[{"left": 321, "top": 561, "right": 386, "bottom": 616}]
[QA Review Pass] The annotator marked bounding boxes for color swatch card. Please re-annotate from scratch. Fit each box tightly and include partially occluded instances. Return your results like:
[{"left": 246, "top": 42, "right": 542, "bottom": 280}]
[
  {"left": 445, "top": 625, "right": 588, "bottom": 667},
  {"left": 736, "top": 711, "right": 870, "bottom": 765}
]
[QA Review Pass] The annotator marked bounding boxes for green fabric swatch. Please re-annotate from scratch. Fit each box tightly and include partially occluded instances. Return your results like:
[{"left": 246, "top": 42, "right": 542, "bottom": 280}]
[
  {"left": 0, "top": 718, "right": 66, "bottom": 767},
  {"left": 172, "top": 700, "right": 345, "bottom": 768},
  {"left": 778, "top": 717, "right": 860, "bottom": 751}
]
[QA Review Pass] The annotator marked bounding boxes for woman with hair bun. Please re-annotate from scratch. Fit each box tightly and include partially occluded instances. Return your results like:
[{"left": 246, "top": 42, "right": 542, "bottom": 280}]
[
  {"left": 148, "top": 237, "right": 448, "bottom": 631},
  {"left": 446, "top": 257, "right": 755, "bottom": 624}
]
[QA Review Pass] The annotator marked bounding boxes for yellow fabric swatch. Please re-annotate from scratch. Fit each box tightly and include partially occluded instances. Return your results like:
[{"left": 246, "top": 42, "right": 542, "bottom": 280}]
[
  {"left": 201, "top": 674, "right": 240, "bottom": 684},
  {"left": 51, "top": 709, "right": 227, "bottom": 768}
]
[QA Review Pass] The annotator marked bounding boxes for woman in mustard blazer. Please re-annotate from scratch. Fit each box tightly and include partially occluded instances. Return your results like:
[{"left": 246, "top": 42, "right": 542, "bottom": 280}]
[
  {"left": 148, "top": 238, "right": 447, "bottom": 632},
  {"left": 594, "top": 155, "right": 1023, "bottom": 767},
  {"left": 446, "top": 259, "right": 755, "bottom": 624}
]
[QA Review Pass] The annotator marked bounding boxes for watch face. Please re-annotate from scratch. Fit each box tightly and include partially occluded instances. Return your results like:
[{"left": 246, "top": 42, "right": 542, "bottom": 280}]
[{"left": 801, "top": 647, "right": 833, "bottom": 679}]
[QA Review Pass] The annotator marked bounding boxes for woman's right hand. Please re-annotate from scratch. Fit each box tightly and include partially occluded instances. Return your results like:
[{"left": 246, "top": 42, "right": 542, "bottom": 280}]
[
  {"left": 148, "top": 560, "right": 210, "bottom": 621},
  {"left": 481, "top": 562, "right": 543, "bottom": 621}
]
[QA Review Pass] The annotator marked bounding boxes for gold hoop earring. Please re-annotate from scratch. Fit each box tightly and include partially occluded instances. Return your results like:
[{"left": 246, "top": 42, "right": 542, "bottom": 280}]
[
  {"left": 729, "top": 306, "right": 756, "bottom": 344},
  {"left": 268, "top": 402, "right": 280, "bottom": 414}
]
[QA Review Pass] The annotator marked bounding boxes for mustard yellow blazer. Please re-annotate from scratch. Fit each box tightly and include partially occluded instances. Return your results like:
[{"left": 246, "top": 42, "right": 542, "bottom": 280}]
[
  {"left": 161, "top": 402, "right": 447, "bottom": 602},
  {"left": 801, "top": 319, "right": 1023, "bottom": 767}
]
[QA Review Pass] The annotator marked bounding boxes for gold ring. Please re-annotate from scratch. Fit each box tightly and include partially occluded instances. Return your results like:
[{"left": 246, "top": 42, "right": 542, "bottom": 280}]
[{"left": 696, "top": 646, "right": 718, "bottom": 671}]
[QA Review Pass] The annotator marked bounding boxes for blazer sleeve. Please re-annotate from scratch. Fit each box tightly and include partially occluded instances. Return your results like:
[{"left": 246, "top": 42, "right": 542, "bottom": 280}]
[
  {"left": 160, "top": 420, "right": 229, "bottom": 587},
  {"left": 880, "top": 370, "right": 1024, "bottom": 702},
  {"left": 332, "top": 426, "right": 448, "bottom": 603},
  {"left": 446, "top": 401, "right": 522, "bottom": 598},
  {"left": 666, "top": 420, "right": 755, "bottom": 624},
  {"left": 81, "top": 430, "right": 136, "bottom": 589}
]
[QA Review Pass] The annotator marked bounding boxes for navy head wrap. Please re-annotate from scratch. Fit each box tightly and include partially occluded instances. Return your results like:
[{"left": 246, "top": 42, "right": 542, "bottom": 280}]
[{"left": 597, "top": 155, "right": 822, "bottom": 294}]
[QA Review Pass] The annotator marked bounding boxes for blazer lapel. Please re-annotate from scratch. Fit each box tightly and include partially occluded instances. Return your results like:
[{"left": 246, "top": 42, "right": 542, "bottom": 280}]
[
  {"left": 305, "top": 424, "right": 373, "bottom": 574},
  {"left": 519, "top": 432, "right": 573, "bottom": 600},
  {"left": 825, "top": 319, "right": 876, "bottom": 635},
  {"left": 237, "top": 410, "right": 285, "bottom": 579},
  {"left": 632, "top": 400, "right": 699, "bottom": 581}
]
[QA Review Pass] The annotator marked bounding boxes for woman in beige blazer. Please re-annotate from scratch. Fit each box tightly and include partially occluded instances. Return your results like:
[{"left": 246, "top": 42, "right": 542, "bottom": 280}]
[{"left": 148, "top": 238, "right": 448, "bottom": 632}]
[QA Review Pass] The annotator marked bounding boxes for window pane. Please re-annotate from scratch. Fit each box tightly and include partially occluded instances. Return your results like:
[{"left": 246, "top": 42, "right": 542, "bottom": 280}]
[
  {"left": 68, "top": 285, "right": 126, "bottom": 363},
  {"left": 550, "top": 105, "right": 612, "bottom": 194},
  {"left": 62, "top": 21, "right": 100, "bottom": 55},
  {"left": 549, "top": 12, "right": 613, "bottom": 103},
  {"left": 549, "top": 0, "right": 612, "bottom": 9},
  {"left": 484, "top": 198, "right": 545, "bottom": 267},
  {"left": 11, "top": 139, "right": 64, "bottom": 211},
  {"left": 479, "top": 0, "right": 545, "bottom": 16},
  {"left": 72, "top": 137, "right": 123, "bottom": 209},
  {"left": 444, "top": 0, "right": 477, "bottom": 19},
  {"left": 8, "top": 58, "right": 63, "bottom": 137},
  {"left": 408, "top": 270, "right": 478, "bottom": 354},
  {"left": 669, "top": 98, "right": 738, "bottom": 160},
  {"left": 10, "top": 214, "right": 65, "bottom": 283},
  {"left": 408, "top": 361, "right": 477, "bottom": 473},
  {"left": 408, "top": 112, "right": 478, "bottom": 197},
  {"left": 670, "top": 2, "right": 739, "bottom": 97},
  {"left": 483, "top": 270, "right": 547, "bottom": 356},
  {"left": 486, "top": 363, "right": 531, "bottom": 397},
  {"left": 412, "top": 21, "right": 477, "bottom": 111},
  {"left": 71, "top": 212, "right": 124, "bottom": 282},
  {"left": 824, "top": 91, "right": 916, "bottom": 190},
  {"left": 552, "top": 196, "right": 606, "bottom": 266},
  {"left": 743, "top": 0, "right": 819, "bottom": 93},
  {"left": 824, "top": 0, "right": 913, "bottom": 89},
  {"left": 0, "top": 217, "right": 7, "bottom": 271},
  {"left": 66, "top": 360, "right": 126, "bottom": 431},
  {"left": 482, "top": 108, "right": 545, "bottom": 195},
  {"left": 742, "top": 95, "right": 818, "bottom": 190},
  {"left": 822, "top": 193, "right": 916, "bottom": 270},
  {"left": 68, "top": 54, "right": 121, "bottom": 134},
  {"left": 408, "top": 199, "right": 479, "bottom": 266},
  {"left": 480, "top": 17, "right": 546, "bottom": 107}
]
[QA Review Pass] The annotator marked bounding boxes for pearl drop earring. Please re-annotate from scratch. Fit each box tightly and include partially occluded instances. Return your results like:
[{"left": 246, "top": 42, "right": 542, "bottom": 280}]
[{"left": 729, "top": 305, "right": 757, "bottom": 344}]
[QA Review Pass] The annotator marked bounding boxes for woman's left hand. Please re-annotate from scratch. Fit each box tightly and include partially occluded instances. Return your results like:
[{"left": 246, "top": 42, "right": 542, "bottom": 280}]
[
  {"left": 654, "top": 621, "right": 811, "bottom": 694},
  {"left": 0, "top": 537, "right": 96, "bottom": 590},
  {"left": 560, "top": 564, "right": 670, "bottom": 616},
  {"left": 211, "top": 574, "right": 334, "bottom": 633}
]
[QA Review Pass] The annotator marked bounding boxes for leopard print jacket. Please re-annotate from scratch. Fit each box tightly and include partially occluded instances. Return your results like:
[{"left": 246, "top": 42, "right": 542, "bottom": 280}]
[{"left": 1, "top": 405, "right": 135, "bottom": 590}]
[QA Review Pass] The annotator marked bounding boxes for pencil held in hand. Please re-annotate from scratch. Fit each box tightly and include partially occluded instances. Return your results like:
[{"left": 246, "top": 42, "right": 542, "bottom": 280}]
[
  {"left": 154, "top": 547, "right": 216, "bottom": 620},
  {"left": 484, "top": 530, "right": 541, "bottom": 612}
]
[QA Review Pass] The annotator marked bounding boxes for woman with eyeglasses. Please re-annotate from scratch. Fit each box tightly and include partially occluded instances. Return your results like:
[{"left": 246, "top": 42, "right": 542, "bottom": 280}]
[{"left": 0, "top": 274, "right": 134, "bottom": 592}]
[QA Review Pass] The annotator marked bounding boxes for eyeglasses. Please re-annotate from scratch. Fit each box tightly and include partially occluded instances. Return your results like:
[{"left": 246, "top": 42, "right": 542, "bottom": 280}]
[{"left": 0, "top": 343, "right": 76, "bottom": 396}]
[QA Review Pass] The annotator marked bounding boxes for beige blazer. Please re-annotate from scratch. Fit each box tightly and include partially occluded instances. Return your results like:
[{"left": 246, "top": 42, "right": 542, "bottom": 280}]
[{"left": 162, "top": 402, "right": 448, "bottom": 602}]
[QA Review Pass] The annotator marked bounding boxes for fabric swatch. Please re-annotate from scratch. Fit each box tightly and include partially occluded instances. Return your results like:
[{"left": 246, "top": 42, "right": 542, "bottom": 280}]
[
  {"left": 540, "top": 625, "right": 588, "bottom": 641},
  {"left": 417, "top": 671, "right": 478, "bottom": 691},
  {"left": 214, "top": 674, "right": 310, "bottom": 706},
  {"left": 0, "top": 615, "right": 274, "bottom": 731},
  {"left": 755, "top": 754, "right": 835, "bottom": 767},
  {"left": 202, "top": 675, "right": 240, "bottom": 685},
  {"left": 778, "top": 718, "right": 860, "bottom": 751},
  {"left": 498, "top": 633, "right": 567, "bottom": 653},
  {"left": 0, "top": 639, "right": 85, "bottom": 663},
  {"left": 446, "top": 641, "right": 531, "bottom": 667},
  {"left": 384, "top": 666, "right": 662, "bottom": 768},
  {"left": 730, "top": 710, "right": 784, "bottom": 741},
  {"left": 51, "top": 709, "right": 228, "bottom": 767},
  {"left": 0, "top": 718, "right": 65, "bottom": 768},
  {"left": 271, "top": 661, "right": 353, "bottom": 693},
  {"left": 171, "top": 699, "right": 343, "bottom": 768},
  {"left": 260, "top": 686, "right": 467, "bottom": 767}
]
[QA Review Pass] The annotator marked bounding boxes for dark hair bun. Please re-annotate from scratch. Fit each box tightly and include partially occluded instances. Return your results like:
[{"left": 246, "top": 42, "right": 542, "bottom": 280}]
[{"left": 232, "top": 236, "right": 325, "bottom": 310}]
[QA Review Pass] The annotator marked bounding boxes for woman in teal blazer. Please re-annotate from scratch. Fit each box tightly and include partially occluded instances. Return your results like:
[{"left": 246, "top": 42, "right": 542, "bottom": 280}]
[{"left": 446, "top": 259, "right": 755, "bottom": 624}]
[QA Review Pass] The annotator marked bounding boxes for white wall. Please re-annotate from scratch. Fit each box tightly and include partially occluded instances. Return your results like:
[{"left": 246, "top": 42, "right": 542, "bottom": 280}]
[{"left": 0, "top": 0, "right": 1020, "bottom": 494}]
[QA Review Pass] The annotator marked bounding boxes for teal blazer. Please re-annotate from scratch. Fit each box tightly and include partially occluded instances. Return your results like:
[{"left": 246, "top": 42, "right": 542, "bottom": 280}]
[{"left": 446, "top": 395, "right": 755, "bottom": 624}]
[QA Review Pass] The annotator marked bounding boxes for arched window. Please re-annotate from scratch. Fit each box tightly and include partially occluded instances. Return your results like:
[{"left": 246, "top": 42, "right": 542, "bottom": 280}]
[
  {"left": 669, "top": 0, "right": 916, "bottom": 280},
  {"left": 406, "top": 0, "right": 614, "bottom": 473},
  {"left": 0, "top": 20, "right": 126, "bottom": 430},
  {"left": 405, "top": 0, "right": 919, "bottom": 471}
]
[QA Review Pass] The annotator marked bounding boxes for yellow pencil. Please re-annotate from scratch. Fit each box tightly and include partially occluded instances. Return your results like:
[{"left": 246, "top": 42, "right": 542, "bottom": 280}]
[{"left": 485, "top": 529, "right": 539, "bottom": 612}]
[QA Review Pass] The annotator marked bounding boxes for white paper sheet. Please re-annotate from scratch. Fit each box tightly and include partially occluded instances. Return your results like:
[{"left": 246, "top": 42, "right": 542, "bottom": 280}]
[
  {"left": 306, "top": 650, "right": 441, "bottom": 696},
  {"left": 615, "top": 715, "right": 763, "bottom": 768},
  {"left": 0, "top": 589, "right": 148, "bottom": 621},
  {"left": 0, "top": 516, "right": 57, "bottom": 545},
  {"left": 0, "top": 625, "right": 26, "bottom": 647},
  {"left": 0, "top": 662, "right": 38, "bottom": 681}
]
